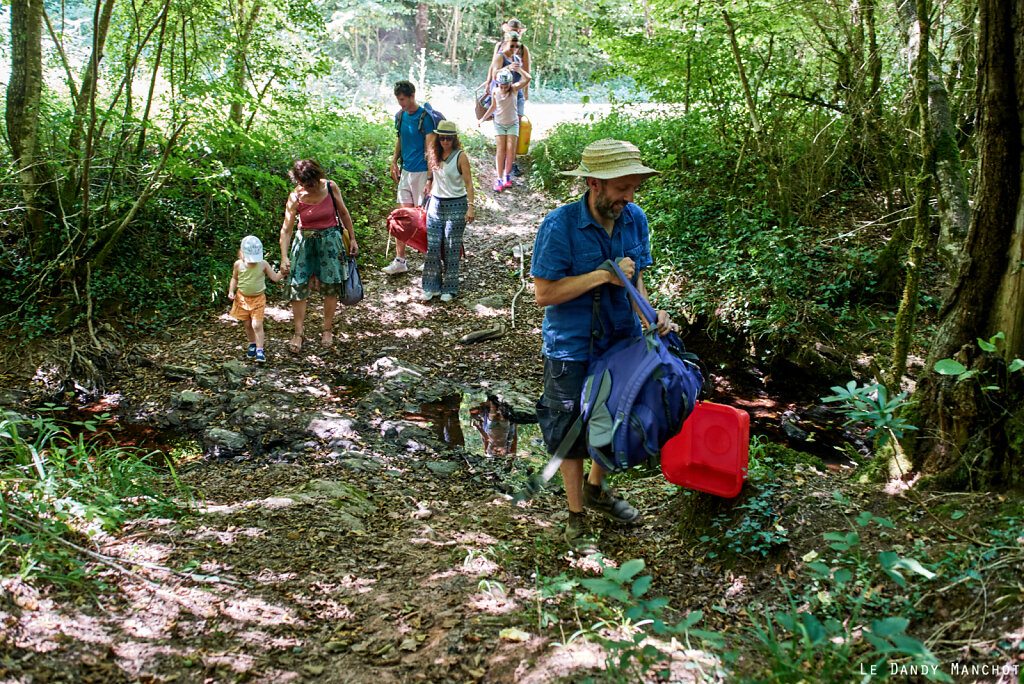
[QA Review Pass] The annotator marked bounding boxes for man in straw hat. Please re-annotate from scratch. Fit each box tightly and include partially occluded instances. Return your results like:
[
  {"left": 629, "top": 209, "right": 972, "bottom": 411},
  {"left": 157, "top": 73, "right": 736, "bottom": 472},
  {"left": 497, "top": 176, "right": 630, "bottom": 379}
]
[{"left": 531, "top": 139, "right": 680, "bottom": 548}]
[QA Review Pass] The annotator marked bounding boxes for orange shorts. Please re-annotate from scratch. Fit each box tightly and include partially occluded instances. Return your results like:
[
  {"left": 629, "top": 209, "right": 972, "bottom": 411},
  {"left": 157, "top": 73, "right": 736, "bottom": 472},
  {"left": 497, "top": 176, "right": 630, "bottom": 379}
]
[{"left": 230, "top": 291, "right": 266, "bottom": 322}]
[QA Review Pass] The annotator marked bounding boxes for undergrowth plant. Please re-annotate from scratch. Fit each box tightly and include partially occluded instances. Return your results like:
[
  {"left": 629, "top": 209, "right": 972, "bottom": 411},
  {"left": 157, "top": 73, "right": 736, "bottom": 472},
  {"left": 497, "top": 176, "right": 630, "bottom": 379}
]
[
  {"left": 553, "top": 557, "right": 726, "bottom": 682},
  {"left": 0, "top": 412, "right": 192, "bottom": 587},
  {"left": 740, "top": 490, "right": 949, "bottom": 682}
]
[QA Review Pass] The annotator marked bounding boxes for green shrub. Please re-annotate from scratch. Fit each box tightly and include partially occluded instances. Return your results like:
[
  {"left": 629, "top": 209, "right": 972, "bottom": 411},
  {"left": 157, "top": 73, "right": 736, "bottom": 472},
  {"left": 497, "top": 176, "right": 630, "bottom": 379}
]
[
  {"left": 0, "top": 410, "right": 192, "bottom": 586},
  {"left": 533, "top": 112, "right": 879, "bottom": 355}
]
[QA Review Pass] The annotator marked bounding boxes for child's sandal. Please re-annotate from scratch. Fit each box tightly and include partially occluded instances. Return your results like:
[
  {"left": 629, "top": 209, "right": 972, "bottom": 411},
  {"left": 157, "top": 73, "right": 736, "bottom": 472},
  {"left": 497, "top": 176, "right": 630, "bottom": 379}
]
[{"left": 288, "top": 336, "right": 303, "bottom": 354}]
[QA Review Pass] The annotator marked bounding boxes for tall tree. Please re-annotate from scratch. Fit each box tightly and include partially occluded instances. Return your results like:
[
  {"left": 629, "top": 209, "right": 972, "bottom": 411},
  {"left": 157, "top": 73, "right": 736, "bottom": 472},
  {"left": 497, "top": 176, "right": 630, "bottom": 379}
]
[
  {"left": 909, "top": 0, "right": 1023, "bottom": 489},
  {"left": 895, "top": 0, "right": 971, "bottom": 273},
  {"left": 5, "top": 0, "right": 45, "bottom": 240}
]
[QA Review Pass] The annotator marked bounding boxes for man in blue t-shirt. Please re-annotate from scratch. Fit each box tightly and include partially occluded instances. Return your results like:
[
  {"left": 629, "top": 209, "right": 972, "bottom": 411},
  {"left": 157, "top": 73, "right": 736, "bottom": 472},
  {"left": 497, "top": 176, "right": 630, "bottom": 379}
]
[
  {"left": 531, "top": 139, "right": 680, "bottom": 549},
  {"left": 385, "top": 80, "right": 437, "bottom": 275}
]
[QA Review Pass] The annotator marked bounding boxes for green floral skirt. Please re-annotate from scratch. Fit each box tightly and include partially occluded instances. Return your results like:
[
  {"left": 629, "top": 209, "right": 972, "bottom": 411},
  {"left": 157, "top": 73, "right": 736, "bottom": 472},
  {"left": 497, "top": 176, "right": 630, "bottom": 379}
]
[{"left": 288, "top": 227, "right": 348, "bottom": 301}]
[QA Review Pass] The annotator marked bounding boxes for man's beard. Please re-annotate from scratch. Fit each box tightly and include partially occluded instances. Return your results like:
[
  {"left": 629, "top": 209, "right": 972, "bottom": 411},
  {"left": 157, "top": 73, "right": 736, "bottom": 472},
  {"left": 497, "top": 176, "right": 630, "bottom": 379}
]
[{"left": 594, "top": 192, "right": 625, "bottom": 221}]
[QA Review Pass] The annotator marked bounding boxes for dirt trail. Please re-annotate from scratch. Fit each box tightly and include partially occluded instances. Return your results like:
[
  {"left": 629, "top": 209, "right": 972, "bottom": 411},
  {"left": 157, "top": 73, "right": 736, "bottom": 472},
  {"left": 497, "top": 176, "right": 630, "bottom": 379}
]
[
  {"left": 4, "top": 143, "right": 1022, "bottom": 683},
  {"left": 3, "top": 150, "right": 657, "bottom": 683}
]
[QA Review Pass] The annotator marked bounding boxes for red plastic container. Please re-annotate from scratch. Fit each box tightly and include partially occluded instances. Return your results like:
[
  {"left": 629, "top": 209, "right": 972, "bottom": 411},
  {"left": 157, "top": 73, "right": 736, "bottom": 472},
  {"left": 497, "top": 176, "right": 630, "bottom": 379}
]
[{"left": 661, "top": 402, "right": 750, "bottom": 498}]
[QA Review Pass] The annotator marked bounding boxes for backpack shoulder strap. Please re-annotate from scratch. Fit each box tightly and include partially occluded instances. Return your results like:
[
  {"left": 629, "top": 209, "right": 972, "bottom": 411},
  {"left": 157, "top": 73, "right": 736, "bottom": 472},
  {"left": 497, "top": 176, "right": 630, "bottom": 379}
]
[{"left": 395, "top": 110, "right": 402, "bottom": 134}]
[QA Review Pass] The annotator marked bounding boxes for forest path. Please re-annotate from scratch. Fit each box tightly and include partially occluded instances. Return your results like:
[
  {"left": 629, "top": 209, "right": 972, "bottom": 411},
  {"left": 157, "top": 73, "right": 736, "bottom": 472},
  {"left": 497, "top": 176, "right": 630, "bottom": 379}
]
[{"left": 6, "top": 148, "right": 728, "bottom": 683}]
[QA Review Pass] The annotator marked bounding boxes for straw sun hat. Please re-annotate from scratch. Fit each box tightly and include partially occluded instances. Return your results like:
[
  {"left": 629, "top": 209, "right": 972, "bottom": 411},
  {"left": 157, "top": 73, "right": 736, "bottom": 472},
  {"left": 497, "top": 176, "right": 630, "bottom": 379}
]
[
  {"left": 436, "top": 120, "right": 458, "bottom": 135},
  {"left": 560, "top": 139, "right": 660, "bottom": 180}
]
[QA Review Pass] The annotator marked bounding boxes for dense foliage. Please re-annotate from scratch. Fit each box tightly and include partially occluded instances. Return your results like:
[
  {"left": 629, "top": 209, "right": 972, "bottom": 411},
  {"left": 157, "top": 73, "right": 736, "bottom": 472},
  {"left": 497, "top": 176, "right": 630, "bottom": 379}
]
[{"left": 533, "top": 111, "right": 911, "bottom": 360}]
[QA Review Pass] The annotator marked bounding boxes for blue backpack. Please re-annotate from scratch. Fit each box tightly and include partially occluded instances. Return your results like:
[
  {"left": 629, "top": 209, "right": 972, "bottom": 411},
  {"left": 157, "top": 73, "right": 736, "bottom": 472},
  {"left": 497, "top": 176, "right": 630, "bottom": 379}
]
[
  {"left": 519, "top": 260, "right": 704, "bottom": 497},
  {"left": 394, "top": 102, "right": 445, "bottom": 136}
]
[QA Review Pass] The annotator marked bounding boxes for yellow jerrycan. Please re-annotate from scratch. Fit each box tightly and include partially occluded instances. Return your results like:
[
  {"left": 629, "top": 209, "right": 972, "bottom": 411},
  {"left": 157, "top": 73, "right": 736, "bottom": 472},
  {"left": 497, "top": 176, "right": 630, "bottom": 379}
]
[{"left": 517, "top": 116, "right": 532, "bottom": 155}]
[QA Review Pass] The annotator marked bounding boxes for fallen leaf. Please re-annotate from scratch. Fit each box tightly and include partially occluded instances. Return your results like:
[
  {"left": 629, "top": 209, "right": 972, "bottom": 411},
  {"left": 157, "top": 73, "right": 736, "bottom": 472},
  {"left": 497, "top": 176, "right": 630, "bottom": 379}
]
[{"left": 499, "top": 627, "right": 530, "bottom": 642}]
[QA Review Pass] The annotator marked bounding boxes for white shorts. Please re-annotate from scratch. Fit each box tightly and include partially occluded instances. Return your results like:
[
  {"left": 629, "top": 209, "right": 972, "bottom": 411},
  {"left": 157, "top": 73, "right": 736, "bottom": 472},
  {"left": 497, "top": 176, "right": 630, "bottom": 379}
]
[{"left": 397, "top": 169, "right": 429, "bottom": 205}]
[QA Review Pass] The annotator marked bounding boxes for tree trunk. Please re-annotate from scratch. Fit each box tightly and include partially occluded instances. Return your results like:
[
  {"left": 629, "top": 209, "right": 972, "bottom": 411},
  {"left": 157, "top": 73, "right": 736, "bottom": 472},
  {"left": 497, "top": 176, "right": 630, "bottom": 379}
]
[
  {"left": 5, "top": 0, "right": 45, "bottom": 240},
  {"left": 229, "top": 0, "right": 262, "bottom": 127},
  {"left": 63, "top": 0, "right": 117, "bottom": 212},
  {"left": 137, "top": 2, "right": 170, "bottom": 157},
  {"left": 909, "top": 0, "right": 1023, "bottom": 490},
  {"left": 889, "top": 0, "right": 933, "bottom": 389},
  {"left": 895, "top": 0, "right": 971, "bottom": 275},
  {"left": 415, "top": 2, "right": 428, "bottom": 54},
  {"left": 721, "top": 9, "right": 761, "bottom": 134}
]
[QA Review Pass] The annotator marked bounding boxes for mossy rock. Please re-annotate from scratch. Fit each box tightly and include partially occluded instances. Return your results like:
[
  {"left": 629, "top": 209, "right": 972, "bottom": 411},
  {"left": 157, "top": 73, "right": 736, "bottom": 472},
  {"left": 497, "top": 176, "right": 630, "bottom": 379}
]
[{"left": 757, "top": 442, "right": 825, "bottom": 471}]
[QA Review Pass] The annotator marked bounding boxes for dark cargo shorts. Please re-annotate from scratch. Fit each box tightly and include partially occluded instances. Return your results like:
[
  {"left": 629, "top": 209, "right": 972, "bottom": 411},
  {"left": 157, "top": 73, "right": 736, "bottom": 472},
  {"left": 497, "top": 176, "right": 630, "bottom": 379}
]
[{"left": 535, "top": 357, "right": 589, "bottom": 460}]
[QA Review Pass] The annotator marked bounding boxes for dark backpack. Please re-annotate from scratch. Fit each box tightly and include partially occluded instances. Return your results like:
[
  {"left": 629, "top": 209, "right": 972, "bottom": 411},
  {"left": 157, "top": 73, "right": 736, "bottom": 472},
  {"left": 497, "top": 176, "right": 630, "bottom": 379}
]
[
  {"left": 517, "top": 260, "right": 705, "bottom": 498},
  {"left": 394, "top": 102, "right": 445, "bottom": 136}
]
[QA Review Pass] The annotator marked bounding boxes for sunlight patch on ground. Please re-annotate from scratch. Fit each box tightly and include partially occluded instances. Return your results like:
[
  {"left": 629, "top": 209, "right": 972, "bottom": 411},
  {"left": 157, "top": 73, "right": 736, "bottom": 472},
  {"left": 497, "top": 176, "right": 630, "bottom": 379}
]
[
  {"left": 392, "top": 327, "right": 432, "bottom": 339},
  {"left": 193, "top": 526, "right": 267, "bottom": 544},
  {"left": 336, "top": 574, "right": 378, "bottom": 594},
  {"left": 253, "top": 569, "right": 299, "bottom": 584},
  {"left": 514, "top": 639, "right": 605, "bottom": 684},
  {"left": 221, "top": 596, "right": 298, "bottom": 625},
  {"left": 203, "top": 651, "right": 258, "bottom": 674},
  {"left": 466, "top": 592, "right": 518, "bottom": 614}
]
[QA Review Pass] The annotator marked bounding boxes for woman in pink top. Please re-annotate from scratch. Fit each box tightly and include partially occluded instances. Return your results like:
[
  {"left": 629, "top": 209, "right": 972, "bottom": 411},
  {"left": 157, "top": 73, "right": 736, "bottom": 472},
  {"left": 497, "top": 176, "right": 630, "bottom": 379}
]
[
  {"left": 478, "top": 64, "right": 531, "bottom": 192},
  {"left": 279, "top": 159, "right": 358, "bottom": 352}
]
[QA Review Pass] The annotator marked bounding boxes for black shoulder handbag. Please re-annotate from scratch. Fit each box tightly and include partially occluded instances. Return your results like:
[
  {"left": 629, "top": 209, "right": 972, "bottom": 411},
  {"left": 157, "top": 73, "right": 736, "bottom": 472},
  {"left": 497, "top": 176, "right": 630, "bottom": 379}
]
[{"left": 327, "top": 180, "right": 364, "bottom": 306}]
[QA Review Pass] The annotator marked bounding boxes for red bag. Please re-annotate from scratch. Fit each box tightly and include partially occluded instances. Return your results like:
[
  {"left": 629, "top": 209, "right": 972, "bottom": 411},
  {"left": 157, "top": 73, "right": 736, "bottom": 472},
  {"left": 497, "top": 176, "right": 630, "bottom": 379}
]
[
  {"left": 385, "top": 205, "right": 466, "bottom": 257},
  {"left": 386, "top": 207, "right": 428, "bottom": 253}
]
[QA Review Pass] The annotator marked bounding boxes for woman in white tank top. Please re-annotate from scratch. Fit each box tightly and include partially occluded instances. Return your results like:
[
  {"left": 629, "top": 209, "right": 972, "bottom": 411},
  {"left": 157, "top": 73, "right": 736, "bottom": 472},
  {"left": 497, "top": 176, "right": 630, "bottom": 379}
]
[{"left": 422, "top": 121, "right": 476, "bottom": 303}]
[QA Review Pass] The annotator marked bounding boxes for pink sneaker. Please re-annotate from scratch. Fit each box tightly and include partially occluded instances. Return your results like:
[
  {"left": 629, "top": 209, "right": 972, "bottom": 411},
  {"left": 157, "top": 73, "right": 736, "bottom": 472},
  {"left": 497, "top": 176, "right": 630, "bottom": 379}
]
[
  {"left": 493, "top": 179, "right": 504, "bottom": 192},
  {"left": 502, "top": 178, "right": 513, "bottom": 189}
]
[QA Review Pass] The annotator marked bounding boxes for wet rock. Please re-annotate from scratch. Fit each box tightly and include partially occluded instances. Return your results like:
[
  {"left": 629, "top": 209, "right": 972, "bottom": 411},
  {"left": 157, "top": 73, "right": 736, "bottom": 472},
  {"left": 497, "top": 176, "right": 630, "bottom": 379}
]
[
  {"left": 306, "top": 413, "right": 356, "bottom": 442},
  {"left": 227, "top": 392, "right": 253, "bottom": 411},
  {"left": 0, "top": 389, "right": 28, "bottom": 407},
  {"left": 338, "top": 456, "right": 382, "bottom": 473},
  {"left": 1, "top": 410, "right": 37, "bottom": 440},
  {"left": 378, "top": 420, "right": 432, "bottom": 442},
  {"left": 427, "top": 461, "right": 460, "bottom": 476},
  {"left": 279, "top": 479, "right": 375, "bottom": 531},
  {"left": 471, "top": 294, "right": 505, "bottom": 310},
  {"left": 162, "top": 364, "right": 194, "bottom": 381},
  {"left": 781, "top": 411, "right": 809, "bottom": 441},
  {"left": 370, "top": 357, "right": 429, "bottom": 384},
  {"left": 232, "top": 400, "right": 294, "bottom": 431},
  {"left": 172, "top": 391, "right": 204, "bottom": 410},
  {"left": 203, "top": 428, "right": 247, "bottom": 459},
  {"left": 195, "top": 374, "right": 219, "bottom": 389},
  {"left": 220, "top": 361, "right": 249, "bottom": 389},
  {"left": 487, "top": 385, "right": 538, "bottom": 424}
]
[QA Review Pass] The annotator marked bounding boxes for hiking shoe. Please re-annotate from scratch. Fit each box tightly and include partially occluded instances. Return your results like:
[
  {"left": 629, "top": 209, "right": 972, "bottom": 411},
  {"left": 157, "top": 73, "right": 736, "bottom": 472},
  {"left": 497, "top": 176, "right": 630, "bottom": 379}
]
[
  {"left": 493, "top": 179, "right": 504, "bottom": 192},
  {"left": 254, "top": 349, "right": 266, "bottom": 363},
  {"left": 383, "top": 258, "right": 408, "bottom": 275},
  {"left": 246, "top": 343, "right": 257, "bottom": 359},
  {"left": 421, "top": 290, "right": 438, "bottom": 301},
  {"left": 583, "top": 482, "right": 640, "bottom": 523},
  {"left": 511, "top": 163, "right": 522, "bottom": 177},
  {"left": 564, "top": 511, "right": 599, "bottom": 552},
  {"left": 502, "top": 179, "right": 513, "bottom": 190},
  {"left": 440, "top": 293, "right": 453, "bottom": 302}
]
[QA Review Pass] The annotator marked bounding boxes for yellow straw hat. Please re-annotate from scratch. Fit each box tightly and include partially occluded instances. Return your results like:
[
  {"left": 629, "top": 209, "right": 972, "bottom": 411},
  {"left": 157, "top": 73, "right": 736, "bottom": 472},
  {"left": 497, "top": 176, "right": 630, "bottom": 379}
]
[
  {"left": 560, "top": 139, "right": 660, "bottom": 180},
  {"left": 436, "top": 120, "right": 458, "bottom": 135}
]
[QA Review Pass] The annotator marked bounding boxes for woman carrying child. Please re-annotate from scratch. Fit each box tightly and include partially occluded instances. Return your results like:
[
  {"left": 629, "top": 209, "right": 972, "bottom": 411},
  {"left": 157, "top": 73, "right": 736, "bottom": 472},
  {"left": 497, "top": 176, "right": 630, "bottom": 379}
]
[
  {"left": 228, "top": 235, "right": 285, "bottom": 363},
  {"left": 279, "top": 159, "right": 359, "bottom": 353},
  {"left": 478, "top": 63, "right": 531, "bottom": 192},
  {"left": 421, "top": 120, "right": 475, "bottom": 302}
]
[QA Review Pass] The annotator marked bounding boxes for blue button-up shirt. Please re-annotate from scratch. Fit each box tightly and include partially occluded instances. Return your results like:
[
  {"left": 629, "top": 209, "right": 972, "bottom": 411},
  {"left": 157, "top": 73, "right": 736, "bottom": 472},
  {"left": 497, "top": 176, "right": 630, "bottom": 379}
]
[{"left": 531, "top": 192, "right": 653, "bottom": 361}]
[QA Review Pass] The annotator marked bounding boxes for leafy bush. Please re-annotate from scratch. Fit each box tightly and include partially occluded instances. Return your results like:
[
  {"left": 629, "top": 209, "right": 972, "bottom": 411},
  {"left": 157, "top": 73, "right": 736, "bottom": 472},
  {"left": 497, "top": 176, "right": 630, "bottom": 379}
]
[
  {"left": 0, "top": 106, "right": 394, "bottom": 336},
  {"left": 0, "top": 410, "right": 192, "bottom": 586},
  {"left": 533, "top": 111, "right": 880, "bottom": 356}
]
